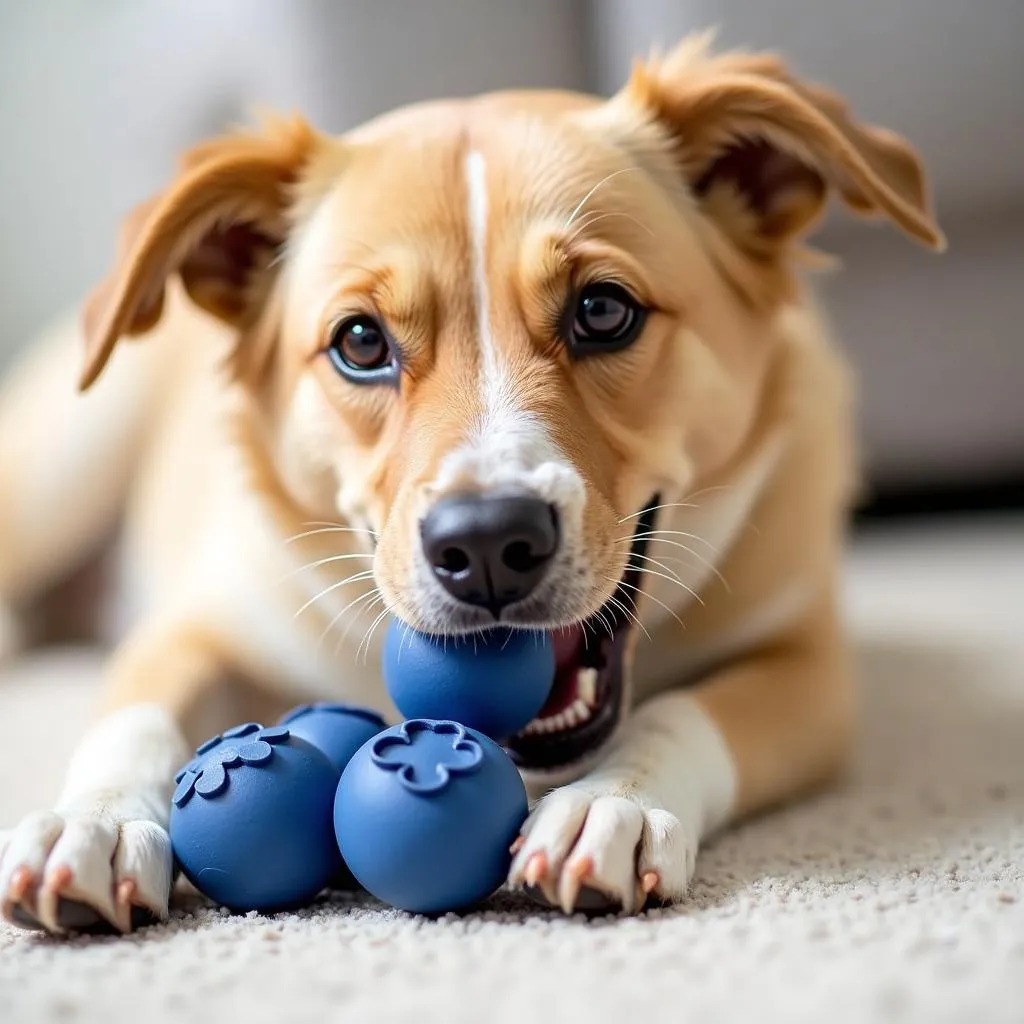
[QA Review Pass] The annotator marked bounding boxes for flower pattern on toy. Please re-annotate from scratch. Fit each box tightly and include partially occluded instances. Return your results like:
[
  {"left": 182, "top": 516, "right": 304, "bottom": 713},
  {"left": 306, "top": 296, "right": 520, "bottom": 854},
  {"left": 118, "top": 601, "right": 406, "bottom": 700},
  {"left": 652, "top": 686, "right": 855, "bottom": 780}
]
[
  {"left": 370, "top": 720, "right": 483, "bottom": 794},
  {"left": 175, "top": 722, "right": 261, "bottom": 779},
  {"left": 172, "top": 725, "right": 291, "bottom": 806}
]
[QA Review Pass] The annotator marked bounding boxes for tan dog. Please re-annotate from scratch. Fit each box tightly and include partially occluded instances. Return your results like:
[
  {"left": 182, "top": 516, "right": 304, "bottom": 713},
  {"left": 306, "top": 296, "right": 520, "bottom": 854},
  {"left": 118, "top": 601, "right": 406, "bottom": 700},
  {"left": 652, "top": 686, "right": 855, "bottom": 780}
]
[{"left": 0, "top": 34, "right": 942, "bottom": 934}]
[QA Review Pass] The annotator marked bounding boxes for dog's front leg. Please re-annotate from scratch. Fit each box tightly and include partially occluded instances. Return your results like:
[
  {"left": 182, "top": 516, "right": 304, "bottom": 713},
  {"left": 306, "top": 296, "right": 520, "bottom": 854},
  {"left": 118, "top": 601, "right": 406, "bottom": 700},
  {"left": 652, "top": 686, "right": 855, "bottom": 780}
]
[
  {"left": 509, "top": 595, "right": 854, "bottom": 913},
  {"left": 0, "top": 623, "right": 237, "bottom": 934}
]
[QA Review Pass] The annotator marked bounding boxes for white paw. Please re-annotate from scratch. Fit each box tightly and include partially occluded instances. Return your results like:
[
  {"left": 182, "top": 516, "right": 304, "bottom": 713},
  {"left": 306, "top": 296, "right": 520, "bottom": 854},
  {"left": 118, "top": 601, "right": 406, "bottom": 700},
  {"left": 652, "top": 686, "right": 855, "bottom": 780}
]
[
  {"left": 0, "top": 805, "right": 173, "bottom": 934},
  {"left": 508, "top": 788, "right": 698, "bottom": 914}
]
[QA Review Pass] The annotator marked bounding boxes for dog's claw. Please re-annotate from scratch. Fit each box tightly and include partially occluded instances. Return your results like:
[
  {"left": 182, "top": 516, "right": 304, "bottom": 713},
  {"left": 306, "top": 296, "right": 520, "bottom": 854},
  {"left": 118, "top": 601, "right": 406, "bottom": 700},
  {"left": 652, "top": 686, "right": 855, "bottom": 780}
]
[
  {"left": 46, "top": 864, "right": 73, "bottom": 894},
  {"left": 8, "top": 866, "right": 34, "bottom": 902},
  {"left": 36, "top": 872, "right": 69, "bottom": 934},
  {"left": 641, "top": 870, "right": 659, "bottom": 895},
  {"left": 558, "top": 856, "right": 593, "bottom": 914},
  {"left": 115, "top": 879, "right": 137, "bottom": 932},
  {"left": 3, "top": 866, "right": 39, "bottom": 926},
  {"left": 509, "top": 836, "right": 525, "bottom": 855},
  {"left": 519, "top": 851, "right": 560, "bottom": 904},
  {"left": 523, "top": 852, "right": 547, "bottom": 887}
]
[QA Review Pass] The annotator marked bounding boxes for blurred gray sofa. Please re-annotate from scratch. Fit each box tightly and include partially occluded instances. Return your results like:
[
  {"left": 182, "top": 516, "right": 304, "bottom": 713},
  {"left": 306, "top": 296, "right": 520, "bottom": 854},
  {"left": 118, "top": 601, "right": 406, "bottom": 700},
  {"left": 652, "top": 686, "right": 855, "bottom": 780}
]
[{"left": 2, "top": 0, "right": 1021, "bottom": 489}]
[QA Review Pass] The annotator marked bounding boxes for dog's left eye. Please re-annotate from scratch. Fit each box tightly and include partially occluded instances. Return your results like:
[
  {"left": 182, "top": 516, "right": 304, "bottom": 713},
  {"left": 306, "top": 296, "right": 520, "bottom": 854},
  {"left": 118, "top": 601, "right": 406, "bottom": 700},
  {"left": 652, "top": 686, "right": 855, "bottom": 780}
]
[
  {"left": 568, "top": 282, "right": 647, "bottom": 355},
  {"left": 327, "top": 315, "right": 398, "bottom": 384}
]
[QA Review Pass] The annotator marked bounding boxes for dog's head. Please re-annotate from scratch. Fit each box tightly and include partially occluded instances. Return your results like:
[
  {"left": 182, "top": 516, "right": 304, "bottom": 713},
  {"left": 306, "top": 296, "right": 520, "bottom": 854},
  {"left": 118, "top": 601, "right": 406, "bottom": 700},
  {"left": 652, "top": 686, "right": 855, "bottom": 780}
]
[{"left": 81, "top": 35, "right": 942, "bottom": 774}]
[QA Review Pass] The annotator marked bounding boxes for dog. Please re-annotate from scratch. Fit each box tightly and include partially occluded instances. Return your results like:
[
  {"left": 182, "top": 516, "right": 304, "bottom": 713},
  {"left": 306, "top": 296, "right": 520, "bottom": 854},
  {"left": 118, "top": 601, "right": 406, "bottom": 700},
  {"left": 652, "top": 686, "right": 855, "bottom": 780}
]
[{"left": 0, "top": 33, "right": 943, "bottom": 934}]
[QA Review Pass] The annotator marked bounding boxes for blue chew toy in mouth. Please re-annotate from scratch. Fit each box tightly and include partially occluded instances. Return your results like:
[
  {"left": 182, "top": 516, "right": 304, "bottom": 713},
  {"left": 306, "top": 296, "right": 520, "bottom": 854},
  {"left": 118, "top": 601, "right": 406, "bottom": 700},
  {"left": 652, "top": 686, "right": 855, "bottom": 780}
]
[
  {"left": 334, "top": 719, "right": 528, "bottom": 913},
  {"left": 382, "top": 622, "right": 555, "bottom": 739},
  {"left": 277, "top": 702, "right": 387, "bottom": 773},
  {"left": 170, "top": 723, "right": 342, "bottom": 913}
]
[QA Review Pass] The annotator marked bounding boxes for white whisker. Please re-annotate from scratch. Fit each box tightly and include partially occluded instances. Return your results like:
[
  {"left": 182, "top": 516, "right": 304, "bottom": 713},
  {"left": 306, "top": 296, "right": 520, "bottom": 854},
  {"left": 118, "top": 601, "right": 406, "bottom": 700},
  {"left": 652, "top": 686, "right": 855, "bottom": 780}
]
[
  {"left": 619, "top": 529, "right": 724, "bottom": 556},
  {"left": 678, "top": 483, "right": 734, "bottom": 505},
  {"left": 606, "top": 576, "right": 687, "bottom": 630},
  {"left": 618, "top": 535, "right": 730, "bottom": 592},
  {"left": 293, "top": 570, "right": 376, "bottom": 619},
  {"left": 334, "top": 593, "right": 386, "bottom": 656},
  {"left": 628, "top": 547, "right": 731, "bottom": 595},
  {"left": 593, "top": 606, "right": 617, "bottom": 643},
  {"left": 278, "top": 551, "right": 374, "bottom": 585},
  {"left": 603, "top": 592, "right": 652, "bottom": 642},
  {"left": 564, "top": 167, "right": 641, "bottom": 228},
  {"left": 625, "top": 551, "right": 686, "bottom": 583},
  {"left": 299, "top": 520, "right": 378, "bottom": 533},
  {"left": 358, "top": 608, "right": 392, "bottom": 665},
  {"left": 348, "top": 598, "right": 387, "bottom": 659},
  {"left": 397, "top": 619, "right": 415, "bottom": 664},
  {"left": 567, "top": 209, "right": 655, "bottom": 243},
  {"left": 285, "top": 524, "right": 378, "bottom": 545},
  {"left": 614, "top": 552, "right": 688, "bottom": 585},
  {"left": 625, "top": 565, "right": 704, "bottom": 605},
  {"left": 617, "top": 501, "right": 699, "bottom": 524},
  {"left": 318, "top": 587, "right": 382, "bottom": 651}
]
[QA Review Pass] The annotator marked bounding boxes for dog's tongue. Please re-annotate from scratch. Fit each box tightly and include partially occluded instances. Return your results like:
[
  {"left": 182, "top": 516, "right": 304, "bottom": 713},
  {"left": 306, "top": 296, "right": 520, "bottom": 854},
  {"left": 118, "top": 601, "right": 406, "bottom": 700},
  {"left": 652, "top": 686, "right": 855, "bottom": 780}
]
[{"left": 536, "top": 625, "right": 587, "bottom": 718}]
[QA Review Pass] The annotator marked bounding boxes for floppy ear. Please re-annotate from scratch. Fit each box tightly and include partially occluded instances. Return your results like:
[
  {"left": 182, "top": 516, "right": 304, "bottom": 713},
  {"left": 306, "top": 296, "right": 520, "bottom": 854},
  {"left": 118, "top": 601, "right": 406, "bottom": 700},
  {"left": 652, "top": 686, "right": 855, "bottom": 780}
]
[
  {"left": 80, "top": 113, "right": 324, "bottom": 390},
  {"left": 610, "top": 33, "right": 944, "bottom": 270}
]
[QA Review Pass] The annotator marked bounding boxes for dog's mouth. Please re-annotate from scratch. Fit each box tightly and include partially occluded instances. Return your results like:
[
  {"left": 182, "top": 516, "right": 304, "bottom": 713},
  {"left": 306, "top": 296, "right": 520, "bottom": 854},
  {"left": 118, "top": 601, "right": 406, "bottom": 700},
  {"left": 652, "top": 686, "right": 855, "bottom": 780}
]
[{"left": 506, "top": 501, "right": 657, "bottom": 772}]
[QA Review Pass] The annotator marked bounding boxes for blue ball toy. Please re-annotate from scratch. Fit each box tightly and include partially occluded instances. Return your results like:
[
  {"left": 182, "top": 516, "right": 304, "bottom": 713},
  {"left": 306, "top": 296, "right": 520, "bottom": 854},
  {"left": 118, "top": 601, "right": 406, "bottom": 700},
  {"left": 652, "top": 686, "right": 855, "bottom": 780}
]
[
  {"left": 277, "top": 702, "right": 387, "bottom": 773},
  {"left": 170, "top": 723, "right": 342, "bottom": 913},
  {"left": 334, "top": 719, "right": 528, "bottom": 913},
  {"left": 382, "top": 622, "right": 555, "bottom": 739}
]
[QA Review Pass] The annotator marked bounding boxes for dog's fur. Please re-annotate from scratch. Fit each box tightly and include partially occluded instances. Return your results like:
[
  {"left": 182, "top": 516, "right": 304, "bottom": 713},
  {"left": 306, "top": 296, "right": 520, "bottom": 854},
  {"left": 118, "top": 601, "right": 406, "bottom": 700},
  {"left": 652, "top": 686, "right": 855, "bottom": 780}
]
[{"left": 0, "top": 34, "right": 942, "bottom": 933}]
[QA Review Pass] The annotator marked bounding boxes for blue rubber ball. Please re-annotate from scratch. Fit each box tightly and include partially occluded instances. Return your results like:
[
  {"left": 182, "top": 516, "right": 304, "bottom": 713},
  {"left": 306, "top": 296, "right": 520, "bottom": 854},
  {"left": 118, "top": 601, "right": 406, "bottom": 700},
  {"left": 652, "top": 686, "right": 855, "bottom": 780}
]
[
  {"left": 170, "top": 723, "right": 342, "bottom": 912},
  {"left": 335, "top": 720, "right": 528, "bottom": 913},
  {"left": 277, "top": 702, "right": 387, "bottom": 773},
  {"left": 382, "top": 622, "right": 554, "bottom": 739}
]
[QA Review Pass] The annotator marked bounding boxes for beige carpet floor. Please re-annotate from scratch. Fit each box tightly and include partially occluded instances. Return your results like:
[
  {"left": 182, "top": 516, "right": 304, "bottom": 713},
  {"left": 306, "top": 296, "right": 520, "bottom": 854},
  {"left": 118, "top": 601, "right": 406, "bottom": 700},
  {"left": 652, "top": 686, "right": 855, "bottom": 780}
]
[{"left": 1, "top": 519, "right": 1023, "bottom": 1024}]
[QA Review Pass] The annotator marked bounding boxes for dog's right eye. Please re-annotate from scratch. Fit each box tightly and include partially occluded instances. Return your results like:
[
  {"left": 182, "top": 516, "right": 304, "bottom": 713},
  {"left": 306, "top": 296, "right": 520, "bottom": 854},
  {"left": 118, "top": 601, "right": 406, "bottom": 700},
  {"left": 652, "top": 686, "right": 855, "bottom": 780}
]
[{"left": 327, "top": 315, "right": 398, "bottom": 385}]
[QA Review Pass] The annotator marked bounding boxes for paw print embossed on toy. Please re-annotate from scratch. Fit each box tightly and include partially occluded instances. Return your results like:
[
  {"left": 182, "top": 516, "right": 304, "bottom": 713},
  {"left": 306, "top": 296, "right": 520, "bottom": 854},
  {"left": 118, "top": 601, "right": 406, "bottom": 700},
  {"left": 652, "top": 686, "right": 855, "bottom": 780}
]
[{"left": 168, "top": 626, "right": 554, "bottom": 914}]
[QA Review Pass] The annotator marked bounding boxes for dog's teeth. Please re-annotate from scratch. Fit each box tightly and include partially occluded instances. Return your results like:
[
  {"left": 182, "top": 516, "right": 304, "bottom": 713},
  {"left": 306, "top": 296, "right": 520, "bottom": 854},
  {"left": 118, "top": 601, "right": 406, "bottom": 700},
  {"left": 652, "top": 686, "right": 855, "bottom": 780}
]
[
  {"left": 517, "top": 696, "right": 594, "bottom": 739},
  {"left": 577, "top": 667, "right": 598, "bottom": 707}
]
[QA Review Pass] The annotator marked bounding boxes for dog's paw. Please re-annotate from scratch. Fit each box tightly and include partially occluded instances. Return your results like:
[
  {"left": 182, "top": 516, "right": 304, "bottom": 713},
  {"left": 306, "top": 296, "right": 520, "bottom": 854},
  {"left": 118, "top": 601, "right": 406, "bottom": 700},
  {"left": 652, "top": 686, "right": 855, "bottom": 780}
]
[
  {"left": 0, "top": 807, "right": 173, "bottom": 934},
  {"left": 508, "top": 788, "right": 698, "bottom": 914}
]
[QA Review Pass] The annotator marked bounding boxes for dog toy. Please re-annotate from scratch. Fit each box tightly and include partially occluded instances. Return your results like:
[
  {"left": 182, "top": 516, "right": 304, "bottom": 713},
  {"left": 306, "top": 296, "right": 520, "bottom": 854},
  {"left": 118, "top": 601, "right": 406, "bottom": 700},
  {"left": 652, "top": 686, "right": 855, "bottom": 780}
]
[
  {"left": 170, "top": 724, "right": 342, "bottom": 912},
  {"left": 169, "top": 623, "right": 549, "bottom": 914},
  {"left": 277, "top": 702, "right": 387, "bottom": 773},
  {"left": 382, "top": 622, "right": 555, "bottom": 738},
  {"left": 334, "top": 719, "right": 528, "bottom": 913}
]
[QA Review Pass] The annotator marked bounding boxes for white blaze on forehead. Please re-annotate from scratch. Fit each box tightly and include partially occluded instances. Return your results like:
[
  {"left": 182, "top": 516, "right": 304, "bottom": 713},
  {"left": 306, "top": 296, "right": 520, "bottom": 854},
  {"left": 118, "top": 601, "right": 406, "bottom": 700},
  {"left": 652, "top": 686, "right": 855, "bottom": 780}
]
[
  {"left": 465, "top": 149, "right": 503, "bottom": 419},
  {"left": 426, "top": 150, "right": 583, "bottom": 518}
]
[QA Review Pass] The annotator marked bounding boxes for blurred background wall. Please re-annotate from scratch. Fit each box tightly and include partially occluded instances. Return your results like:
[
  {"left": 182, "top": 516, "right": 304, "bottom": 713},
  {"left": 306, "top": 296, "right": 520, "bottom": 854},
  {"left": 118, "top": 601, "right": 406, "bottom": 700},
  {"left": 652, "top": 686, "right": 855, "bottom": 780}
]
[{"left": 1, "top": 0, "right": 1021, "bottom": 504}]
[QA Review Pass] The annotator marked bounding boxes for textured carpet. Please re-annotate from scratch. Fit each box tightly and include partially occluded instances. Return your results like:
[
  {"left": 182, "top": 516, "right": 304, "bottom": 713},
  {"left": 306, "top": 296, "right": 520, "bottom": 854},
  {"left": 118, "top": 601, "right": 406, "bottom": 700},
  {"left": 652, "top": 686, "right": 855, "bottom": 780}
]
[{"left": 2, "top": 519, "right": 1023, "bottom": 1024}]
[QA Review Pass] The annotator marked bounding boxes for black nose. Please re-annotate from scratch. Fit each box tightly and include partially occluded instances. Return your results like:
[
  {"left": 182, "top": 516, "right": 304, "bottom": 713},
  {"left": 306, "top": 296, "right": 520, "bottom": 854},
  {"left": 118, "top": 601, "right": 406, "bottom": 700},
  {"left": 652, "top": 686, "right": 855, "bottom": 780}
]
[{"left": 420, "top": 494, "right": 559, "bottom": 617}]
